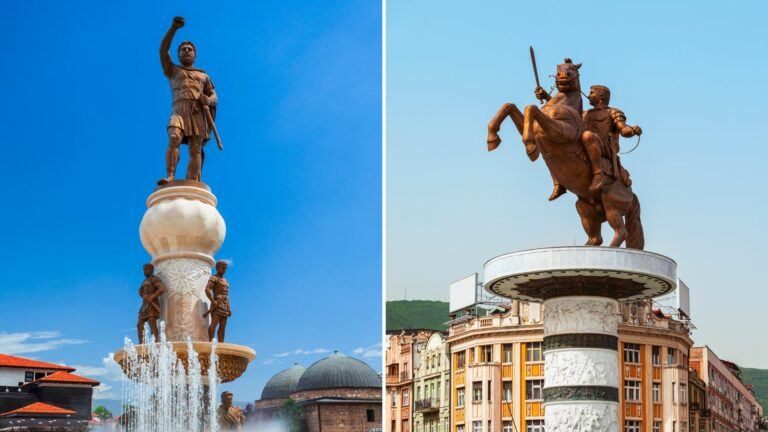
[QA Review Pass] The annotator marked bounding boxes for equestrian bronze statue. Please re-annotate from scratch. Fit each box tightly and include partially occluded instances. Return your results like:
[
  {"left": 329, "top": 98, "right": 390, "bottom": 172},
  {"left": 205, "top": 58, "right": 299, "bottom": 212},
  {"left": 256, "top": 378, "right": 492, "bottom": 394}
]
[{"left": 487, "top": 51, "right": 644, "bottom": 249}]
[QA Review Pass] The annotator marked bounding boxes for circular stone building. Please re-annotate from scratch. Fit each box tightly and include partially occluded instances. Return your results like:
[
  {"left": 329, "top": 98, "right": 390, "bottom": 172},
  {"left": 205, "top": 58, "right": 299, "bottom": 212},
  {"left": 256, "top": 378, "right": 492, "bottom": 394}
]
[{"left": 252, "top": 351, "right": 382, "bottom": 432}]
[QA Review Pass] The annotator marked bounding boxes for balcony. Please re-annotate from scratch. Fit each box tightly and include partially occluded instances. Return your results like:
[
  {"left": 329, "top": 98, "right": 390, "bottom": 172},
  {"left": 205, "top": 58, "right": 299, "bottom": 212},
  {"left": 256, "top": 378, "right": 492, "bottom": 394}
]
[
  {"left": 386, "top": 374, "right": 399, "bottom": 385},
  {"left": 414, "top": 398, "right": 440, "bottom": 413}
]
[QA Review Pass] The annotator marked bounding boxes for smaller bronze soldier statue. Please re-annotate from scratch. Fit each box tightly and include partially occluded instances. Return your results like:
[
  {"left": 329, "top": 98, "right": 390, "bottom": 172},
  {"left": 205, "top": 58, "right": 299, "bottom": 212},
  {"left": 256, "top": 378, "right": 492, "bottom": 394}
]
[
  {"left": 580, "top": 84, "right": 642, "bottom": 192},
  {"left": 137, "top": 263, "right": 165, "bottom": 344},
  {"left": 217, "top": 391, "right": 245, "bottom": 431},
  {"left": 205, "top": 260, "right": 232, "bottom": 342}
]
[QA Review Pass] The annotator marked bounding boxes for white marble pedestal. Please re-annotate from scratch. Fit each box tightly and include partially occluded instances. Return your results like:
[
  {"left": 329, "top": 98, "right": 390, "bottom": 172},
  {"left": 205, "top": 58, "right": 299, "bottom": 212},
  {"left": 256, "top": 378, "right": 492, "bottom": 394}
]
[
  {"left": 139, "top": 183, "right": 226, "bottom": 342},
  {"left": 484, "top": 247, "right": 677, "bottom": 432}
]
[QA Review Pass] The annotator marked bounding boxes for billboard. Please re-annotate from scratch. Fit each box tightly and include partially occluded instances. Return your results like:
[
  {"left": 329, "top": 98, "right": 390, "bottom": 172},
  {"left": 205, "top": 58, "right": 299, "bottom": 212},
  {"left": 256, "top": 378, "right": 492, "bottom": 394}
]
[
  {"left": 654, "top": 278, "right": 691, "bottom": 319},
  {"left": 449, "top": 273, "right": 477, "bottom": 313}
]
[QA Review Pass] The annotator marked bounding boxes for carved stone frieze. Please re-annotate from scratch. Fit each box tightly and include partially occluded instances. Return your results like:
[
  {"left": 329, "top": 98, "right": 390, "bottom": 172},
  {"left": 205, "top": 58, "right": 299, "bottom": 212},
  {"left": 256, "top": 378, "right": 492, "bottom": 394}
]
[
  {"left": 543, "top": 297, "right": 619, "bottom": 336},
  {"left": 545, "top": 402, "right": 619, "bottom": 432},
  {"left": 155, "top": 257, "right": 211, "bottom": 341},
  {"left": 544, "top": 349, "right": 618, "bottom": 387}
]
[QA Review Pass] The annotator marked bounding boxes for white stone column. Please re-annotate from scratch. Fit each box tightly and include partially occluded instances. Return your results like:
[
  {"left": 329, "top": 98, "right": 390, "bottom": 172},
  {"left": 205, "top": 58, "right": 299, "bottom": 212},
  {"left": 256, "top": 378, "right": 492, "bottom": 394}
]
[
  {"left": 542, "top": 296, "right": 620, "bottom": 432},
  {"left": 139, "top": 185, "right": 226, "bottom": 342}
]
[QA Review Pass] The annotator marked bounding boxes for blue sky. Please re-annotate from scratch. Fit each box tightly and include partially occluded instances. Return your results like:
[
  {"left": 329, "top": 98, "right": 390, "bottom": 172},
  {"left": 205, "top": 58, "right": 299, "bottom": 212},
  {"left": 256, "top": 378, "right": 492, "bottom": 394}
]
[
  {"left": 387, "top": 0, "right": 768, "bottom": 368},
  {"left": 0, "top": 0, "right": 381, "bottom": 405}
]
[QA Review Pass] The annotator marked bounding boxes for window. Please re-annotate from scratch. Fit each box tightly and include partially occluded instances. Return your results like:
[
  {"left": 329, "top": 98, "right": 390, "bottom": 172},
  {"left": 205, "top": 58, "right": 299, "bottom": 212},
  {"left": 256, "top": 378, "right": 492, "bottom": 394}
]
[
  {"left": 652, "top": 346, "right": 660, "bottom": 365},
  {"left": 473, "top": 381, "right": 483, "bottom": 403},
  {"left": 667, "top": 348, "right": 677, "bottom": 365},
  {"left": 392, "top": 392, "right": 397, "bottom": 407},
  {"left": 457, "top": 426, "right": 464, "bottom": 432},
  {"left": 680, "top": 421, "right": 688, "bottom": 432},
  {"left": 653, "top": 421, "right": 661, "bottom": 432},
  {"left": 416, "top": 386, "right": 422, "bottom": 401},
  {"left": 472, "top": 422, "right": 482, "bottom": 432},
  {"left": 483, "top": 345, "right": 493, "bottom": 363},
  {"left": 456, "top": 352, "right": 466, "bottom": 370},
  {"left": 469, "top": 348, "right": 475, "bottom": 364},
  {"left": 457, "top": 388, "right": 465, "bottom": 407},
  {"left": 624, "top": 380, "right": 641, "bottom": 402},
  {"left": 33, "top": 372, "right": 45, "bottom": 380},
  {"left": 367, "top": 409, "right": 375, "bottom": 422},
  {"left": 503, "top": 421, "right": 513, "bottom": 432},
  {"left": 487, "top": 380, "right": 492, "bottom": 401},
  {"left": 624, "top": 343, "right": 641, "bottom": 364},
  {"left": 652, "top": 383, "right": 661, "bottom": 403},
  {"left": 403, "top": 420, "right": 410, "bottom": 432},
  {"left": 403, "top": 388, "right": 410, "bottom": 405},
  {"left": 503, "top": 344, "right": 513, "bottom": 363},
  {"left": 503, "top": 382, "right": 513, "bottom": 402},
  {"left": 679, "top": 384, "right": 687, "bottom": 404},
  {"left": 672, "top": 382, "right": 676, "bottom": 403},
  {"left": 526, "top": 342, "right": 542, "bottom": 362},
  {"left": 24, "top": 371, "right": 34, "bottom": 382},
  {"left": 525, "top": 419, "right": 544, "bottom": 432},
  {"left": 625, "top": 420, "right": 641, "bottom": 432},
  {"left": 526, "top": 380, "right": 544, "bottom": 401}
]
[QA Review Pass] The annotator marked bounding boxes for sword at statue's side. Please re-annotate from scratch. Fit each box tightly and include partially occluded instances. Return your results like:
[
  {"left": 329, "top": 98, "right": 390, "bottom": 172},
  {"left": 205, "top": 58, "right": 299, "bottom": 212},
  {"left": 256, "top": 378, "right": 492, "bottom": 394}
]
[
  {"left": 202, "top": 104, "right": 223, "bottom": 151},
  {"left": 530, "top": 46, "right": 545, "bottom": 105}
]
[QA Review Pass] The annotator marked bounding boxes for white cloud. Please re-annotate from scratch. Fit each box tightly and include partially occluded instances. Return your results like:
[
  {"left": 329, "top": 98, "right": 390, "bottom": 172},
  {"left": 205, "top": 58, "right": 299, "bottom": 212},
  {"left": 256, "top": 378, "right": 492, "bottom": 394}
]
[
  {"left": 67, "top": 353, "right": 124, "bottom": 382},
  {"left": 93, "top": 383, "right": 118, "bottom": 400},
  {"left": 353, "top": 343, "right": 382, "bottom": 359},
  {"left": 0, "top": 331, "right": 88, "bottom": 355},
  {"left": 273, "top": 348, "right": 331, "bottom": 358}
]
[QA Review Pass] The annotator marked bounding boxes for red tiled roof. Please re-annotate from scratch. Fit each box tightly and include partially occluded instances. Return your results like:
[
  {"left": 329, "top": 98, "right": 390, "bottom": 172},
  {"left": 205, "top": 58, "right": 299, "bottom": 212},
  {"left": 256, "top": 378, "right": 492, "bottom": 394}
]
[
  {"left": 23, "top": 371, "right": 100, "bottom": 387},
  {"left": 0, "top": 402, "right": 76, "bottom": 418},
  {"left": 0, "top": 354, "right": 75, "bottom": 372}
]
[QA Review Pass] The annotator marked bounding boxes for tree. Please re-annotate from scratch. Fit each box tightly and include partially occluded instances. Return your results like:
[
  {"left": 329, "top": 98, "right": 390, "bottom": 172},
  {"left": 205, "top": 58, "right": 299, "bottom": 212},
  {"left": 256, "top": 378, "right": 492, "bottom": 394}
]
[
  {"left": 93, "top": 405, "right": 113, "bottom": 421},
  {"left": 280, "top": 398, "right": 304, "bottom": 432}
]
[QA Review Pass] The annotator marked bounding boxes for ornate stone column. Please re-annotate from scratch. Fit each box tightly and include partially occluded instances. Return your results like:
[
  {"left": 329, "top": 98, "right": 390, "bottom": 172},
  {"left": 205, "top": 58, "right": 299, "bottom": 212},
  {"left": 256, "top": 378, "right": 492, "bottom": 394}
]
[
  {"left": 139, "top": 183, "right": 226, "bottom": 342},
  {"left": 484, "top": 247, "right": 677, "bottom": 432}
]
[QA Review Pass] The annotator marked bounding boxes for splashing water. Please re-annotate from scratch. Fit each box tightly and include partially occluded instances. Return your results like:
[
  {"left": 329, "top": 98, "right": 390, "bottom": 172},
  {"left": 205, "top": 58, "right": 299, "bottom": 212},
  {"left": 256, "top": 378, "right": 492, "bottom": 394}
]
[{"left": 120, "top": 323, "right": 219, "bottom": 432}]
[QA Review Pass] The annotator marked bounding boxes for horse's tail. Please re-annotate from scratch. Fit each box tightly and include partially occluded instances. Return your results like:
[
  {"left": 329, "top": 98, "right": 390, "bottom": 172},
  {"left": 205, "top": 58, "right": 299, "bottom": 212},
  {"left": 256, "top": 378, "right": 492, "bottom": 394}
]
[{"left": 625, "top": 193, "right": 644, "bottom": 250}]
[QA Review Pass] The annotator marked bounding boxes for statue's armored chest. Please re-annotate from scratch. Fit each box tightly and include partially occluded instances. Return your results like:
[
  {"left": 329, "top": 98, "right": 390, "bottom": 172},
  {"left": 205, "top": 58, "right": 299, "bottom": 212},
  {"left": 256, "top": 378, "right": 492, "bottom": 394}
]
[
  {"left": 583, "top": 109, "right": 613, "bottom": 135},
  {"left": 171, "top": 68, "right": 207, "bottom": 93}
]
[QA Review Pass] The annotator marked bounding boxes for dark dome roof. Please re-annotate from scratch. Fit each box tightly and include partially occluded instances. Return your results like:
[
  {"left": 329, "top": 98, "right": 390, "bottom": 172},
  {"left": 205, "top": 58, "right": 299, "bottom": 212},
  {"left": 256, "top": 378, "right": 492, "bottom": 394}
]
[
  {"left": 261, "top": 364, "right": 305, "bottom": 400},
  {"left": 296, "top": 351, "right": 380, "bottom": 391}
]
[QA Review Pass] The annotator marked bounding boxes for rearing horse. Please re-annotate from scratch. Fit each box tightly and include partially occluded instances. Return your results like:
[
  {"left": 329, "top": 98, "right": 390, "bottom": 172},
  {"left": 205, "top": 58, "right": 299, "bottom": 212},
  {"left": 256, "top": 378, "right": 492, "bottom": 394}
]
[{"left": 486, "top": 59, "right": 644, "bottom": 249}]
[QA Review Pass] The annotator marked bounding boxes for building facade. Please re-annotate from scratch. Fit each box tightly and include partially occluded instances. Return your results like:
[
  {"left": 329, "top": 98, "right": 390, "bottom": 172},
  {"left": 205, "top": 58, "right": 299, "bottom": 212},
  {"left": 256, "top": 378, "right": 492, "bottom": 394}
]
[
  {"left": 386, "top": 330, "right": 432, "bottom": 432},
  {"left": 413, "top": 332, "right": 450, "bottom": 432},
  {"left": 690, "top": 346, "right": 763, "bottom": 432},
  {"left": 252, "top": 352, "right": 382, "bottom": 432},
  {"left": 0, "top": 354, "right": 100, "bottom": 431},
  {"left": 444, "top": 300, "right": 697, "bottom": 432}
]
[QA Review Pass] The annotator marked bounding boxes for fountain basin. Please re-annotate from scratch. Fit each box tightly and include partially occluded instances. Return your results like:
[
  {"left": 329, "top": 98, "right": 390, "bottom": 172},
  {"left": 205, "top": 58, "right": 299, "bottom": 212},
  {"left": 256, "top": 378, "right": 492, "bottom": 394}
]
[{"left": 114, "top": 341, "right": 256, "bottom": 383}]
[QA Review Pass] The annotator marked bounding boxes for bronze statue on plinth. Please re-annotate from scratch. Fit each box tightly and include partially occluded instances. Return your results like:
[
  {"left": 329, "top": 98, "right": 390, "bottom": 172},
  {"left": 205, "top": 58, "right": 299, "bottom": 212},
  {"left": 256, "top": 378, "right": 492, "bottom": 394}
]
[
  {"left": 487, "top": 49, "right": 644, "bottom": 249},
  {"left": 217, "top": 391, "right": 246, "bottom": 430},
  {"left": 205, "top": 260, "right": 232, "bottom": 342},
  {"left": 137, "top": 263, "right": 165, "bottom": 344},
  {"left": 158, "top": 16, "right": 223, "bottom": 186}
]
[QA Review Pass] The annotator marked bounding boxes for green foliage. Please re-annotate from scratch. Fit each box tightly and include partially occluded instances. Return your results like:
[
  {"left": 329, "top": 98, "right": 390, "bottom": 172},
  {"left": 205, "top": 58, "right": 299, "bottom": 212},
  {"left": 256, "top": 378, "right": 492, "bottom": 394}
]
[
  {"left": 280, "top": 398, "right": 304, "bottom": 432},
  {"left": 386, "top": 300, "right": 449, "bottom": 331},
  {"left": 93, "top": 405, "right": 113, "bottom": 421},
  {"left": 741, "top": 367, "right": 768, "bottom": 412}
]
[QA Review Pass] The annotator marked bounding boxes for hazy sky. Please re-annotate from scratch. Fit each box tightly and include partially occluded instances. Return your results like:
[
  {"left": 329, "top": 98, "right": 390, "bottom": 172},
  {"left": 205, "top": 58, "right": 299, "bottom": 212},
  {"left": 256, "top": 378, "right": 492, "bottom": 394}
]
[
  {"left": 0, "top": 0, "right": 380, "bottom": 404},
  {"left": 386, "top": 0, "right": 768, "bottom": 368}
]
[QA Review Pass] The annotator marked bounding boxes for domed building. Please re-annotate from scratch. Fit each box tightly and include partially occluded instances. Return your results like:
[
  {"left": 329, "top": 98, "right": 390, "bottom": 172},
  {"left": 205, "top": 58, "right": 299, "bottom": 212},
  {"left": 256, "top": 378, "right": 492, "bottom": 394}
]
[{"left": 252, "top": 351, "right": 382, "bottom": 432}]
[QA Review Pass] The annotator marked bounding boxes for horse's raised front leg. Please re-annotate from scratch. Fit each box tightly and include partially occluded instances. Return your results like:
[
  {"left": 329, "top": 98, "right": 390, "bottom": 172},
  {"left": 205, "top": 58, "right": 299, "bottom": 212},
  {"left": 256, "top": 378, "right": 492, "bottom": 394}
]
[
  {"left": 487, "top": 103, "right": 524, "bottom": 151},
  {"left": 576, "top": 198, "right": 603, "bottom": 246}
]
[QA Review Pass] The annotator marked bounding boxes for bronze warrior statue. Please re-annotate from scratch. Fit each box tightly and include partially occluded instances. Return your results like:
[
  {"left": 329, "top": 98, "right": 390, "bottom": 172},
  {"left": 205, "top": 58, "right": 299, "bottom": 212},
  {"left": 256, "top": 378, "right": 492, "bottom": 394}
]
[
  {"left": 205, "top": 260, "right": 232, "bottom": 342},
  {"left": 487, "top": 50, "right": 644, "bottom": 249},
  {"left": 158, "top": 16, "right": 222, "bottom": 186},
  {"left": 217, "top": 391, "right": 246, "bottom": 430},
  {"left": 137, "top": 263, "right": 165, "bottom": 343}
]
